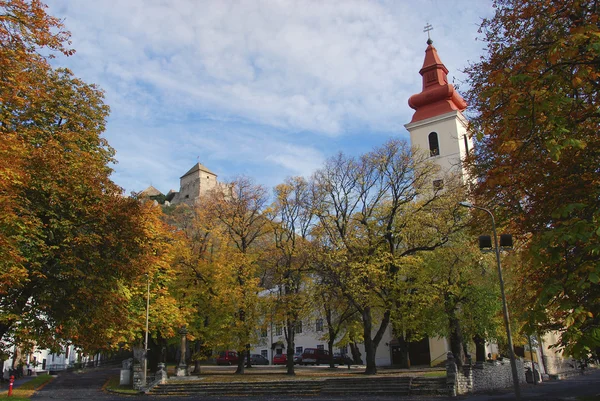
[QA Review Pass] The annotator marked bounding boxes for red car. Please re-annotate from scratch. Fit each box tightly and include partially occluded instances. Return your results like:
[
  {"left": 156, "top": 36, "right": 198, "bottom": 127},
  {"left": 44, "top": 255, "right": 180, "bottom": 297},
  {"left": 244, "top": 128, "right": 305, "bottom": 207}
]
[
  {"left": 216, "top": 350, "right": 239, "bottom": 365},
  {"left": 272, "top": 353, "right": 287, "bottom": 365}
]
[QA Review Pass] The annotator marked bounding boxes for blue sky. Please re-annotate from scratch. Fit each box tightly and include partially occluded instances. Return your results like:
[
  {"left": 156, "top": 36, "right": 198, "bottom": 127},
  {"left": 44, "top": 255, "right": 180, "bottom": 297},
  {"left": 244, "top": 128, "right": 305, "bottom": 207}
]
[{"left": 45, "top": 0, "right": 494, "bottom": 195}]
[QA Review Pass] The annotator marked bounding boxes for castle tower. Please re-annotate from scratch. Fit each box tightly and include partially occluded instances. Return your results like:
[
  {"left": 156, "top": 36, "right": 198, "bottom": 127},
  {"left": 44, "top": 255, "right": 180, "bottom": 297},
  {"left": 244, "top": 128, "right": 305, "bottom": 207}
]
[
  {"left": 171, "top": 162, "right": 217, "bottom": 205},
  {"left": 404, "top": 38, "right": 472, "bottom": 187}
]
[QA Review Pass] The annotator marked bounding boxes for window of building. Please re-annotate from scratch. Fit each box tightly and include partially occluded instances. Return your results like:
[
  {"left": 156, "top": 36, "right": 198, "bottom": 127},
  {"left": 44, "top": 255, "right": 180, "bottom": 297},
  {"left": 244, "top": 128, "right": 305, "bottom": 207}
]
[
  {"left": 463, "top": 134, "right": 469, "bottom": 156},
  {"left": 261, "top": 328, "right": 267, "bottom": 338},
  {"left": 276, "top": 348, "right": 283, "bottom": 355},
  {"left": 316, "top": 318, "right": 323, "bottom": 332},
  {"left": 317, "top": 345, "right": 325, "bottom": 350},
  {"left": 295, "top": 321, "right": 303, "bottom": 334},
  {"left": 261, "top": 350, "right": 268, "bottom": 358},
  {"left": 296, "top": 346, "right": 303, "bottom": 353},
  {"left": 433, "top": 179, "right": 444, "bottom": 190},
  {"left": 428, "top": 132, "right": 440, "bottom": 156},
  {"left": 275, "top": 325, "right": 282, "bottom": 336}
]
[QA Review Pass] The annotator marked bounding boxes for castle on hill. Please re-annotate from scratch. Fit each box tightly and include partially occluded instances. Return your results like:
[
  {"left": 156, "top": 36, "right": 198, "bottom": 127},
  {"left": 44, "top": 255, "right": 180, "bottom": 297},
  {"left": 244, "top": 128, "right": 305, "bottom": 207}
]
[{"left": 140, "top": 162, "right": 218, "bottom": 206}]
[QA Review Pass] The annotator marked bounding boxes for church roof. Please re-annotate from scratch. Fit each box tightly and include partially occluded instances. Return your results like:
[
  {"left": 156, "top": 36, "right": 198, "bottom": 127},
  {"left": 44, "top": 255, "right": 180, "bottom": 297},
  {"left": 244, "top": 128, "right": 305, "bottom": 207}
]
[
  {"left": 181, "top": 162, "right": 217, "bottom": 179},
  {"left": 407, "top": 40, "right": 467, "bottom": 123},
  {"left": 139, "top": 185, "right": 163, "bottom": 197}
]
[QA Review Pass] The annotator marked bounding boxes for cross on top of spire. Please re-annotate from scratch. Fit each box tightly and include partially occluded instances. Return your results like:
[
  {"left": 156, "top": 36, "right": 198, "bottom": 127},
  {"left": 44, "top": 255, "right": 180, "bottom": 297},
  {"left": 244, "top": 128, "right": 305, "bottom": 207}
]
[{"left": 423, "top": 23, "right": 433, "bottom": 45}]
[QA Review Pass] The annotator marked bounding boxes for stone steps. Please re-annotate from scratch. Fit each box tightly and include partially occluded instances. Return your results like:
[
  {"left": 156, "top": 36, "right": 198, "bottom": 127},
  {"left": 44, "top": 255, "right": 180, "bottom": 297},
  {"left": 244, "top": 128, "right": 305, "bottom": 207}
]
[
  {"left": 321, "top": 376, "right": 411, "bottom": 395},
  {"left": 149, "top": 375, "right": 448, "bottom": 396},
  {"left": 410, "top": 377, "right": 448, "bottom": 395},
  {"left": 151, "top": 380, "right": 323, "bottom": 396}
]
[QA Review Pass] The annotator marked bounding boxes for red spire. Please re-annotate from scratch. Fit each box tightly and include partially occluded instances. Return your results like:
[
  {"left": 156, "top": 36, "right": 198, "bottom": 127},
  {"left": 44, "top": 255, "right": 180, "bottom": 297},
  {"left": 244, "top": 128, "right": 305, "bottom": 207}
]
[{"left": 407, "top": 41, "right": 467, "bottom": 123}]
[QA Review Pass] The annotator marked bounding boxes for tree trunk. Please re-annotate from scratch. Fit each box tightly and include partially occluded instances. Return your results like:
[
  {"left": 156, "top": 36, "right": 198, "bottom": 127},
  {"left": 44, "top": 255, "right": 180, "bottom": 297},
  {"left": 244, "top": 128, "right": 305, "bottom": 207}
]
[
  {"left": 349, "top": 342, "right": 362, "bottom": 364},
  {"left": 326, "top": 307, "right": 336, "bottom": 368},
  {"left": 328, "top": 336, "right": 335, "bottom": 368},
  {"left": 448, "top": 313, "right": 465, "bottom": 369},
  {"left": 245, "top": 346, "right": 252, "bottom": 368},
  {"left": 398, "top": 334, "right": 410, "bottom": 369},
  {"left": 285, "top": 320, "right": 295, "bottom": 375},
  {"left": 473, "top": 334, "right": 486, "bottom": 363},
  {"left": 193, "top": 340, "right": 202, "bottom": 374},
  {"left": 235, "top": 348, "right": 245, "bottom": 374},
  {"left": 362, "top": 307, "right": 377, "bottom": 374}
]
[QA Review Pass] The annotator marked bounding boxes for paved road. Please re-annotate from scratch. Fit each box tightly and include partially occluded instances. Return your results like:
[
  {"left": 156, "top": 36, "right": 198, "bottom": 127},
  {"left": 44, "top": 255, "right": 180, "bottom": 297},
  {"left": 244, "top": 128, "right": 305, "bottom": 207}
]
[
  {"left": 32, "top": 367, "right": 118, "bottom": 400},
  {"left": 31, "top": 366, "right": 600, "bottom": 401}
]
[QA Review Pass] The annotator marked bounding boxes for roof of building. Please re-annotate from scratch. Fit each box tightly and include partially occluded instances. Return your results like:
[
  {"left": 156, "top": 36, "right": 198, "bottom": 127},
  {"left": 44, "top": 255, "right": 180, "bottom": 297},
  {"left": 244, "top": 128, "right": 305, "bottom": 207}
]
[
  {"left": 407, "top": 39, "right": 467, "bottom": 123},
  {"left": 139, "top": 185, "right": 163, "bottom": 197},
  {"left": 180, "top": 162, "right": 217, "bottom": 179}
]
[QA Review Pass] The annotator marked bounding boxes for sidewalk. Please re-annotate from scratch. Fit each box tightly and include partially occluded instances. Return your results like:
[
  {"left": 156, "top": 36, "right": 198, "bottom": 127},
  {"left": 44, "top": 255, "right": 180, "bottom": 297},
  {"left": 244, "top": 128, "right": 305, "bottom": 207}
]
[
  {"left": 0, "top": 374, "right": 37, "bottom": 393},
  {"left": 457, "top": 368, "right": 600, "bottom": 401}
]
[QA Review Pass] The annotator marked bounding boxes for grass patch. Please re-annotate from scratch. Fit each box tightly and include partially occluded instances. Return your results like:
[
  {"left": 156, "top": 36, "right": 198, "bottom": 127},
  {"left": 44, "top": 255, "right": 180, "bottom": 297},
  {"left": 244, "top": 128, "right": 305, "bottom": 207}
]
[
  {"left": 104, "top": 375, "right": 141, "bottom": 395},
  {"left": 421, "top": 371, "right": 446, "bottom": 378},
  {"left": 0, "top": 374, "right": 54, "bottom": 400}
]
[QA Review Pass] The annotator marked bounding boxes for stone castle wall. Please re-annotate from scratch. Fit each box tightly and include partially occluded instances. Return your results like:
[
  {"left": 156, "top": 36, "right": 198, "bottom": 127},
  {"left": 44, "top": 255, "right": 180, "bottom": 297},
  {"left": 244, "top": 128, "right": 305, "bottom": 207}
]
[{"left": 446, "top": 352, "right": 526, "bottom": 396}]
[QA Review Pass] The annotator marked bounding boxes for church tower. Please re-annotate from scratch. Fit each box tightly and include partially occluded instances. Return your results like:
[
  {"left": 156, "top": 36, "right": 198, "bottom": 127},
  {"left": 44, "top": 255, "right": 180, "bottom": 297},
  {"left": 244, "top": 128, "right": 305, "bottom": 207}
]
[{"left": 405, "top": 38, "right": 472, "bottom": 187}]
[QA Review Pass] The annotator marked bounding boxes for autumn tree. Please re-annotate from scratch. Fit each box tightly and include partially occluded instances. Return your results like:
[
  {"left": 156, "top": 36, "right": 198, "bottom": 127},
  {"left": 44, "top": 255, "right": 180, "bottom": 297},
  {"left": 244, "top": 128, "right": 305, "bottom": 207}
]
[
  {"left": 311, "top": 139, "right": 465, "bottom": 374},
  {"left": 464, "top": 0, "right": 600, "bottom": 357},
  {"left": 0, "top": 0, "right": 73, "bottom": 314},
  {"left": 267, "top": 177, "right": 314, "bottom": 374},
  {"left": 0, "top": 0, "right": 168, "bottom": 357},
  {"left": 202, "top": 177, "right": 271, "bottom": 374},
  {"left": 163, "top": 202, "right": 238, "bottom": 373}
]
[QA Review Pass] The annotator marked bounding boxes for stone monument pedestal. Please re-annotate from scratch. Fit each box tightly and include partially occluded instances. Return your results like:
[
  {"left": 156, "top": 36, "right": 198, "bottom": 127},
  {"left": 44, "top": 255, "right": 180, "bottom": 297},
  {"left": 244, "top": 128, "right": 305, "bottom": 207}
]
[
  {"left": 120, "top": 358, "right": 133, "bottom": 386},
  {"left": 176, "top": 326, "right": 189, "bottom": 377},
  {"left": 176, "top": 363, "right": 188, "bottom": 377}
]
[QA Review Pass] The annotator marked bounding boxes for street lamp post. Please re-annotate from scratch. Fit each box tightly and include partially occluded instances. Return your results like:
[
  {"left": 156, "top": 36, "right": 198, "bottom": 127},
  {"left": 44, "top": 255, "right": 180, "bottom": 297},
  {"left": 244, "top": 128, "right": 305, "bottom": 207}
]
[
  {"left": 142, "top": 274, "right": 150, "bottom": 386},
  {"left": 459, "top": 201, "right": 521, "bottom": 400}
]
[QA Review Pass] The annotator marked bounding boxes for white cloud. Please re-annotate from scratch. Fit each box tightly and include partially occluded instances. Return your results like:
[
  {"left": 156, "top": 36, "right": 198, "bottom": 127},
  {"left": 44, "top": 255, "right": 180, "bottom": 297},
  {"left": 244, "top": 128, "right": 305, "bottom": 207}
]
[{"left": 46, "top": 0, "right": 494, "bottom": 193}]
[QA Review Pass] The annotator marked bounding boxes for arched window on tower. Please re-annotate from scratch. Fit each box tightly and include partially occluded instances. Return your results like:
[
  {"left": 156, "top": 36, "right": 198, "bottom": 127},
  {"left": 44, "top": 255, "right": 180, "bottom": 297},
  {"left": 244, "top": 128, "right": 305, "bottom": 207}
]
[{"left": 428, "top": 132, "right": 440, "bottom": 157}]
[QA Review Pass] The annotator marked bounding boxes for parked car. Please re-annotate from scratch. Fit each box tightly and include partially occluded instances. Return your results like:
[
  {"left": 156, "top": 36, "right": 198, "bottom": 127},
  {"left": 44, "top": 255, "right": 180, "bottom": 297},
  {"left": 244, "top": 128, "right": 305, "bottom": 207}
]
[
  {"left": 250, "top": 354, "right": 269, "bottom": 365},
  {"left": 273, "top": 353, "right": 287, "bottom": 365},
  {"left": 301, "top": 348, "right": 331, "bottom": 365},
  {"left": 216, "top": 350, "right": 239, "bottom": 365},
  {"left": 293, "top": 352, "right": 303, "bottom": 364},
  {"left": 333, "top": 353, "right": 353, "bottom": 365}
]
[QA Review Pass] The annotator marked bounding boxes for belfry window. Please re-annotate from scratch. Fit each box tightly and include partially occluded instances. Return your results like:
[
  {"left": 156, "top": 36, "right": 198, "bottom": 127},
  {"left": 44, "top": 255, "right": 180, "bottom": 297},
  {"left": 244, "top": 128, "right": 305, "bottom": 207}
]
[{"left": 428, "top": 132, "right": 440, "bottom": 156}]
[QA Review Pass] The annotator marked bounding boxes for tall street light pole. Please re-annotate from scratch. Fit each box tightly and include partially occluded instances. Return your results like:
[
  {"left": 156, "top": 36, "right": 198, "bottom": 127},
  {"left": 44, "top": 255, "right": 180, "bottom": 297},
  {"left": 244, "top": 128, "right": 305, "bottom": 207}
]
[
  {"left": 459, "top": 201, "right": 521, "bottom": 400},
  {"left": 143, "top": 274, "right": 150, "bottom": 387}
]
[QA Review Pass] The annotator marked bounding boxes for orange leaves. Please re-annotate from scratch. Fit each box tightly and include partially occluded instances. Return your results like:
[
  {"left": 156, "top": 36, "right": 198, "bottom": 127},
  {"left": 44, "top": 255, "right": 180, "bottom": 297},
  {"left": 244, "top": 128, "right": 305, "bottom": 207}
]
[
  {"left": 465, "top": 0, "right": 600, "bottom": 357},
  {"left": 0, "top": 0, "right": 72, "bottom": 56},
  {"left": 0, "top": 0, "right": 174, "bottom": 354}
]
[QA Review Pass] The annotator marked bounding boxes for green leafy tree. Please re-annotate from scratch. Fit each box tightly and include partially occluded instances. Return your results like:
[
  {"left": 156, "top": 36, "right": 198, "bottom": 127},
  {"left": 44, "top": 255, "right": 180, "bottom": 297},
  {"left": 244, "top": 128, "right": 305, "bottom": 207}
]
[
  {"left": 311, "top": 139, "right": 465, "bottom": 374},
  {"left": 395, "top": 232, "right": 502, "bottom": 368},
  {"left": 314, "top": 278, "right": 359, "bottom": 368},
  {"left": 464, "top": 0, "right": 600, "bottom": 357}
]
